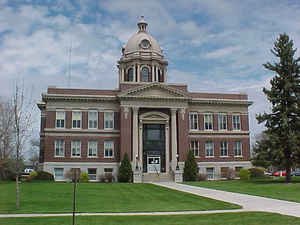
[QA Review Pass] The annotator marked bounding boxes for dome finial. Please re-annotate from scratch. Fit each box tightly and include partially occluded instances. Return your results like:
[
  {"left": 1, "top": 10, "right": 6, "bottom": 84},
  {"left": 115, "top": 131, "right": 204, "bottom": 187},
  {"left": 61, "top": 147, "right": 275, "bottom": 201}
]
[{"left": 137, "top": 16, "right": 147, "bottom": 32}]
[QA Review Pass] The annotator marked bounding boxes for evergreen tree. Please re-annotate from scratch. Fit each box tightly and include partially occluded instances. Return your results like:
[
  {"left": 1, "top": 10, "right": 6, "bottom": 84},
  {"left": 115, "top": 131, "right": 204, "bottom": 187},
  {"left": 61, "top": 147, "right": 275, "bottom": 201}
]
[
  {"left": 256, "top": 33, "right": 300, "bottom": 183},
  {"left": 118, "top": 153, "right": 132, "bottom": 182},
  {"left": 183, "top": 150, "right": 198, "bottom": 181}
]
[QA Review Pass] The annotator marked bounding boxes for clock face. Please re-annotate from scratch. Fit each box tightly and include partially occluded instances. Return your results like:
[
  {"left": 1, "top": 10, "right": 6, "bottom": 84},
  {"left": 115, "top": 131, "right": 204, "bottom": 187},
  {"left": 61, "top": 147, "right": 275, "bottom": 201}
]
[{"left": 141, "top": 39, "right": 150, "bottom": 49}]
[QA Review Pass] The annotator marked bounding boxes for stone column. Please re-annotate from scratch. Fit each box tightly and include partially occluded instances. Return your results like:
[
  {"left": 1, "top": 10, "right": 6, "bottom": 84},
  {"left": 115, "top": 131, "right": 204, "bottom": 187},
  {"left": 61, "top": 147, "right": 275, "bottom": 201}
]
[
  {"left": 152, "top": 64, "right": 155, "bottom": 82},
  {"left": 137, "top": 64, "right": 140, "bottom": 82},
  {"left": 165, "top": 122, "right": 169, "bottom": 173},
  {"left": 132, "top": 107, "right": 139, "bottom": 169},
  {"left": 121, "top": 67, "right": 125, "bottom": 82},
  {"left": 171, "top": 108, "right": 178, "bottom": 171},
  {"left": 139, "top": 122, "right": 143, "bottom": 171},
  {"left": 133, "top": 64, "right": 136, "bottom": 82},
  {"left": 156, "top": 66, "right": 159, "bottom": 82}
]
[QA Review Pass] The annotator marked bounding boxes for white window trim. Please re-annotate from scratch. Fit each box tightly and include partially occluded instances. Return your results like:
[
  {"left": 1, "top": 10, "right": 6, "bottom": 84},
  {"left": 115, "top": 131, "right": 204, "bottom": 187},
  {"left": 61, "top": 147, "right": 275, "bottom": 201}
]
[
  {"left": 218, "top": 113, "right": 227, "bottom": 131},
  {"left": 71, "top": 140, "right": 81, "bottom": 158},
  {"left": 220, "top": 141, "right": 228, "bottom": 157},
  {"left": 72, "top": 111, "right": 82, "bottom": 129},
  {"left": 232, "top": 114, "right": 241, "bottom": 131},
  {"left": 88, "top": 110, "right": 98, "bottom": 129},
  {"left": 205, "top": 141, "right": 214, "bottom": 158},
  {"left": 104, "top": 140, "right": 114, "bottom": 158},
  {"left": 204, "top": 113, "right": 213, "bottom": 131},
  {"left": 104, "top": 111, "right": 114, "bottom": 130},
  {"left": 54, "top": 168, "right": 64, "bottom": 181},
  {"left": 88, "top": 141, "right": 98, "bottom": 158},
  {"left": 55, "top": 110, "right": 65, "bottom": 129},
  {"left": 234, "top": 141, "right": 243, "bottom": 157},
  {"left": 189, "top": 112, "right": 199, "bottom": 131},
  {"left": 54, "top": 140, "right": 65, "bottom": 158},
  {"left": 190, "top": 140, "right": 200, "bottom": 158},
  {"left": 87, "top": 168, "right": 97, "bottom": 181}
]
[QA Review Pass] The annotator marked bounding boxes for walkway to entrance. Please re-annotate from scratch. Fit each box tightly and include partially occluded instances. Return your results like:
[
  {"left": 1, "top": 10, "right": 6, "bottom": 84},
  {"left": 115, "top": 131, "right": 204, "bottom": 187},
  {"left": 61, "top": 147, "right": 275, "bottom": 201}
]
[{"left": 154, "top": 182, "right": 300, "bottom": 218}]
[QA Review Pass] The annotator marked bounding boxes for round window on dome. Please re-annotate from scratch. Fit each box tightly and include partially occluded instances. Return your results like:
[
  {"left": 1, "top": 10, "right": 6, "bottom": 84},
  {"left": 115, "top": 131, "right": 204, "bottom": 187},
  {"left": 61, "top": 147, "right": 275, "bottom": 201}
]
[{"left": 140, "top": 39, "right": 150, "bottom": 49}]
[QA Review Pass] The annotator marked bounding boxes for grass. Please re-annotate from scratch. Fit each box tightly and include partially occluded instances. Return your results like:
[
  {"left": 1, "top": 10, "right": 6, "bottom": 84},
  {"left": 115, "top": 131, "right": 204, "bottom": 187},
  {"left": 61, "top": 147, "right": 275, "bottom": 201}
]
[
  {"left": 185, "top": 177, "right": 300, "bottom": 203},
  {"left": 0, "top": 182, "right": 239, "bottom": 214},
  {"left": 0, "top": 212, "right": 300, "bottom": 225}
]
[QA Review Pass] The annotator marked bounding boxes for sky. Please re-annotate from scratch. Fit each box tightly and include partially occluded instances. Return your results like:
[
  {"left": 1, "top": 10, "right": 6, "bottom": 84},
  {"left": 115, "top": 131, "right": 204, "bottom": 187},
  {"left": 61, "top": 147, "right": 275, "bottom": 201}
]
[{"left": 1, "top": 0, "right": 300, "bottom": 147}]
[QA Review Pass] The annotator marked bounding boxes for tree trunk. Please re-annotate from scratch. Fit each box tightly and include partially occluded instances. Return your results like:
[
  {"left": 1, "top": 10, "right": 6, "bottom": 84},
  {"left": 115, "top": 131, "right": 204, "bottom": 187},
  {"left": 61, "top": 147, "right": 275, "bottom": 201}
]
[
  {"left": 16, "top": 175, "right": 20, "bottom": 209},
  {"left": 286, "top": 164, "right": 291, "bottom": 183}
]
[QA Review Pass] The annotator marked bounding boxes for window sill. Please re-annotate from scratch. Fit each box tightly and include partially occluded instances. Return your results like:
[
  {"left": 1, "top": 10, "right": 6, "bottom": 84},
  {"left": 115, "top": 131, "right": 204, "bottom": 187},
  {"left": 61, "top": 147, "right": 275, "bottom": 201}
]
[
  {"left": 54, "top": 156, "right": 65, "bottom": 158},
  {"left": 88, "top": 156, "right": 98, "bottom": 158},
  {"left": 71, "top": 156, "right": 81, "bottom": 158},
  {"left": 220, "top": 156, "right": 229, "bottom": 158},
  {"left": 234, "top": 156, "right": 243, "bottom": 158},
  {"left": 104, "top": 157, "right": 114, "bottom": 159},
  {"left": 205, "top": 156, "right": 215, "bottom": 158}
]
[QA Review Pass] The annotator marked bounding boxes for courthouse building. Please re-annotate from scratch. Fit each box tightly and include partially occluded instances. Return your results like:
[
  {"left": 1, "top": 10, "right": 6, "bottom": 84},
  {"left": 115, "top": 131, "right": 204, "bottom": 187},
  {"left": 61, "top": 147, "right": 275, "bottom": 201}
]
[{"left": 37, "top": 17, "right": 252, "bottom": 182}]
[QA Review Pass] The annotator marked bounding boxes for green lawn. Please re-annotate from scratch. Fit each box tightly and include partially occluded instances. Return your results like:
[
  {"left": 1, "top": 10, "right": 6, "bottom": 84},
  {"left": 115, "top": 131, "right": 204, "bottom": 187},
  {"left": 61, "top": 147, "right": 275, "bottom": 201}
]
[
  {"left": 0, "top": 212, "right": 300, "bottom": 225},
  {"left": 185, "top": 177, "right": 300, "bottom": 203},
  {"left": 0, "top": 182, "right": 239, "bottom": 214}
]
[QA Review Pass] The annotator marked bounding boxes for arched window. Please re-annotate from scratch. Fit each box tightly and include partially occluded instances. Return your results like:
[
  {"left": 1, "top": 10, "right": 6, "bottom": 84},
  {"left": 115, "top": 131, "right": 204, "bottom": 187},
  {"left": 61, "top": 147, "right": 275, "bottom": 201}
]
[
  {"left": 141, "top": 67, "right": 149, "bottom": 82},
  {"left": 158, "top": 69, "right": 163, "bottom": 82},
  {"left": 127, "top": 68, "right": 134, "bottom": 82}
]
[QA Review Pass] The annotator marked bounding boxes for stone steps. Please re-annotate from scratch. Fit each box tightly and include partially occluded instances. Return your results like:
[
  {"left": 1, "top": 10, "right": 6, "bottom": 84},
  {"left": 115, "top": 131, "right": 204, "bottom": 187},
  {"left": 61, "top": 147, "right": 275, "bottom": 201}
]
[{"left": 142, "top": 173, "right": 173, "bottom": 182}]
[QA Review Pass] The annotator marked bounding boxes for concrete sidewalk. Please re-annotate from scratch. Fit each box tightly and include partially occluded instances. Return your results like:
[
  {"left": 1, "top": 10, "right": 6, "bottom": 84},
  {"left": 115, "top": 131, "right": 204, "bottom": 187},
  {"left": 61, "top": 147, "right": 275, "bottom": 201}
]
[{"left": 154, "top": 182, "right": 300, "bottom": 218}]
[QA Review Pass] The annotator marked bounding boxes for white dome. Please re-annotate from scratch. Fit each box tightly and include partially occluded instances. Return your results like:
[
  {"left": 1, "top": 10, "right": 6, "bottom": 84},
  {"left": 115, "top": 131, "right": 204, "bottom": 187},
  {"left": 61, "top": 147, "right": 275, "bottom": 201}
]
[{"left": 123, "top": 17, "right": 162, "bottom": 57}]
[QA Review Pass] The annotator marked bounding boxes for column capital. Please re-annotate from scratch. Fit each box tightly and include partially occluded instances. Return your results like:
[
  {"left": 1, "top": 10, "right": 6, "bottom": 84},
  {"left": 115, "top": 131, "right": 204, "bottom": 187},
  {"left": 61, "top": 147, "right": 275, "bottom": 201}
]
[
  {"left": 170, "top": 108, "right": 178, "bottom": 114},
  {"left": 132, "top": 106, "right": 139, "bottom": 113}
]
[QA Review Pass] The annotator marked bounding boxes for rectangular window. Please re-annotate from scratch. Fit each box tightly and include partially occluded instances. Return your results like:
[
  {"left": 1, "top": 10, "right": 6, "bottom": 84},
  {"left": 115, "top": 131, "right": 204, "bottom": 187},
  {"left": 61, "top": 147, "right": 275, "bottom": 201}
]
[
  {"left": 206, "top": 167, "right": 215, "bottom": 180},
  {"left": 190, "top": 141, "right": 200, "bottom": 157},
  {"left": 104, "top": 112, "right": 114, "bottom": 129},
  {"left": 104, "top": 141, "right": 114, "bottom": 158},
  {"left": 54, "top": 168, "right": 64, "bottom": 180},
  {"left": 204, "top": 114, "right": 213, "bottom": 130},
  {"left": 56, "top": 111, "right": 65, "bottom": 128},
  {"left": 88, "top": 141, "right": 98, "bottom": 158},
  {"left": 88, "top": 168, "right": 97, "bottom": 181},
  {"left": 218, "top": 114, "right": 227, "bottom": 130},
  {"left": 205, "top": 141, "right": 214, "bottom": 157},
  {"left": 232, "top": 115, "right": 241, "bottom": 130},
  {"left": 71, "top": 140, "right": 81, "bottom": 157},
  {"left": 235, "top": 166, "right": 243, "bottom": 172},
  {"left": 104, "top": 168, "right": 113, "bottom": 173},
  {"left": 234, "top": 141, "right": 242, "bottom": 157},
  {"left": 189, "top": 113, "right": 198, "bottom": 130},
  {"left": 220, "top": 141, "right": 228, "bottom": 157},
  {"left": 88, "top": 111, "right": 98, "bottom": 129},
  {"left": 72, "top": 111, "right": 82, "bottom": 128},
  {"left": 55, "top": 140, "right": 65, "bottom": 157}
]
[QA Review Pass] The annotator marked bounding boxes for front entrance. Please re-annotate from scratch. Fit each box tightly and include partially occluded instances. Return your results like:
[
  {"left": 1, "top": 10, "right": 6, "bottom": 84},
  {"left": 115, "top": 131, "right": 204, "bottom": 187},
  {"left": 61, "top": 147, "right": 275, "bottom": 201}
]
[
  {"left": 147, "top": 156, "right": 161, "bottom": 173},
  {"left": 143, "top": 124, "right": 166, "bottom": 173}
]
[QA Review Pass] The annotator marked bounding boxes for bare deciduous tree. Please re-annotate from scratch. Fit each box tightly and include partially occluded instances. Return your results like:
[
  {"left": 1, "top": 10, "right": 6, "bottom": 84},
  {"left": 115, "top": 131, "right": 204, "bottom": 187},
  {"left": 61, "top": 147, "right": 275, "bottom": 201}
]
[{"left": 12, "top": 83, "right": 34, "bottom": 209}]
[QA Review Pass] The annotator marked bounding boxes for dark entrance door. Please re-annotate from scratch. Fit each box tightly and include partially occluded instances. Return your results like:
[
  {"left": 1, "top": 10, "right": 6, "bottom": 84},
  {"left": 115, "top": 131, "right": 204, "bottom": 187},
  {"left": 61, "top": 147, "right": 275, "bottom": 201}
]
[{"left": 143, "top": 124, "right": 165, "bottom": 173}]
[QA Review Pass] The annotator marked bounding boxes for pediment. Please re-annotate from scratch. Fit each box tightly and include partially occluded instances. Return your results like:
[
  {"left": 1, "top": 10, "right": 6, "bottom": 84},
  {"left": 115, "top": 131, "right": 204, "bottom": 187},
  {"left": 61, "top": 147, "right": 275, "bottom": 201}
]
[
  {"left": 118, "top": 83, "right": 189, "bottom": 99},
  {"left": 140, "top": 111, "right": 169, "bottom": 121}
]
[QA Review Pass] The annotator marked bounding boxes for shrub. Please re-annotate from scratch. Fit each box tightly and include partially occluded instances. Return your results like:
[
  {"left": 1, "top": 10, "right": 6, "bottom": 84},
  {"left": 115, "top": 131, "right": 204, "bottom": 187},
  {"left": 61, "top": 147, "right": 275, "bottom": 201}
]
[
  {"left": 197, "top": 173, "right": 207, "bottom": 181},
  {"left": 249, "top": 167, "right": 265, "bottom": 178},
  {"left": 183, "top": 150, "right": 198, "bottom": 181},
  {"left": 118, "top": 153, "right": 132, "bottom": 182},
  {"left": 79, "top": 172, "right": 89, "bottom": 183},
  {"left": 35, "top": 171, "right": 54, "bottom": 181},
  {"left": 239, "top": 169, "right": 250, "bottom": 180},
  {"left": 100, "top": 173, "right": 115, "bottom": 183}
]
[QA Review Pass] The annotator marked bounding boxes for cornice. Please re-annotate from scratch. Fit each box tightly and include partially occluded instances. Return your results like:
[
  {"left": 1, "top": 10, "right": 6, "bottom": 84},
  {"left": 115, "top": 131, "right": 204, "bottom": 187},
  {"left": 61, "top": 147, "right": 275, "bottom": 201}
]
[
  {"left": 190, "top": 98, "right": 253, "bottom": 106},
  {"left": 42, "top": 94, "right": 117, "bottom": 102}
]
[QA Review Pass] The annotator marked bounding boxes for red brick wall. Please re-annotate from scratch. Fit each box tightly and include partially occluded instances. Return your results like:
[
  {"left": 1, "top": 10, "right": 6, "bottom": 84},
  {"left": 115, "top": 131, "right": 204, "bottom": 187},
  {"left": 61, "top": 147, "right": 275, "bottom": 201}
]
[
  {"left": 44, "top": 136, "right": 120, "bottom": 162},
  {"left": 187, "top": 137, "right": 251, "bottom": 162},
  {"left": 178, "top": 109, "right": 189, "bottom": 161},
  {"left": 82, "top": 111, "right": 88, "bottom": 129},
  {"left": 46, "top": 111, "right": 55, "bottom": 128},
  {"left": 120, "top": 106, "right": 132, "bottom": 160},
  {"left": 241, "top": 114, "right": 249, "bottom": 131},
  {"left": 227, "top": 115, "right": 232, "bottom": 131},
  {"left": 114, "top": 112, "right": 120, "bottom": 130},
  {"left": 98, "top": 112, "right": 104, "bottom": 129},
  {"left": 198, "top": 114, "right": 204, "bottom": 131},
  {"left": 213, "top": 114, "right": 218, "bottom": 131},
  {"left": 66, "top": 111, "right": 72, "bottom": 128}
]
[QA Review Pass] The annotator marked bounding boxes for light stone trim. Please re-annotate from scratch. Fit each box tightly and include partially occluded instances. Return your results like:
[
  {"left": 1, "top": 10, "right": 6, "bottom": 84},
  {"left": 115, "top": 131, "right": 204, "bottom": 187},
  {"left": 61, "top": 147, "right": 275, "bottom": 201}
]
[
  {"left": 190, "top": 98, "right": 252, "bottom": 106},
  {"left": 189, "top": 135, "right": 250, "bottom": 138},
  {"left": 45, "top": 128, "right": 120, "bottom": 133},
  {"left": 45, "top": 133, "right": 120, "bottom": 137},
  {"left": 132, "top": 106, "right": 139, "bottom": 169}
]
